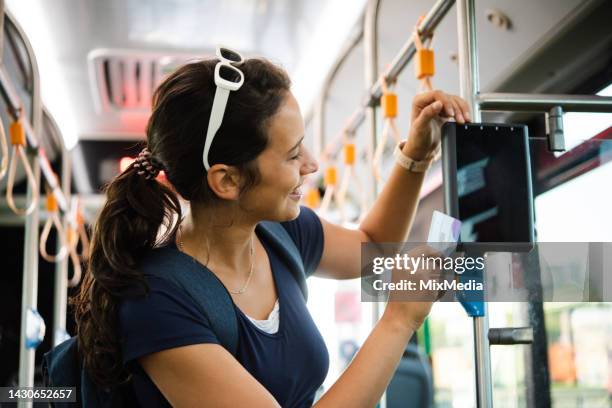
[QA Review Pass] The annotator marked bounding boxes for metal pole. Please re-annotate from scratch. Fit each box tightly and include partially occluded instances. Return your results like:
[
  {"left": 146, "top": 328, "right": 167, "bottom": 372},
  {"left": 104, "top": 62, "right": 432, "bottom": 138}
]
[
  {"left": 13, "top": 8, "right": 43, "bottom": 406},
  {"left": 456, "top": 1, "right": 493, "bottom": 407},
  {"left": 364, "top": 0, "right": 379, "bottom": 205},
  {"left": 364, "top": 1, "right": 384, "bottom": 407},
  {"left": 313, "top": 93, "right": 324, "bottom": 168},
  {"left": 477, "top": 92, "right": 612, "bottom": 113},
  {"left": 17, "top": 159, "right": 41, "bottom": 394},
  {"left": 52, "top": 109, "right": 70, "bottom": 346},
  {"left": 0, "top": 0, "right": 4, "bottom": 66},
  {"left": 457, "top": 0, "right": 481, "bottom": 121}
]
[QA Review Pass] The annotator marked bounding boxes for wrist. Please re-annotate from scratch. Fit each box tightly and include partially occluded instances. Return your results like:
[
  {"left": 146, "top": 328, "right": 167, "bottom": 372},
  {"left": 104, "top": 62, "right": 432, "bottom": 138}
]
[
  {"left": 401, "top": 141, "right": 436, "bottom": 161},
  {"left": 381, "top": 307, "right": 422, "bottom": 334}
]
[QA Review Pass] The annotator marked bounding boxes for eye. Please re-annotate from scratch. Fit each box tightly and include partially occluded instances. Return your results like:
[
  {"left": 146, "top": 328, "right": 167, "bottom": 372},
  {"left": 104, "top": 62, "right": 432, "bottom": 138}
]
[{"left": 290, "top": 145, "right": 302, "bottom": 160}]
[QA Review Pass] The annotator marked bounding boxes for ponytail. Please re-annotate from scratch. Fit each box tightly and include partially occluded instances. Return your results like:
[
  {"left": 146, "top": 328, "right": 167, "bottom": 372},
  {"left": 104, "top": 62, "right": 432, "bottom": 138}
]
[{"left": 72, "top": 162, "right": 181, "bottom": 388}]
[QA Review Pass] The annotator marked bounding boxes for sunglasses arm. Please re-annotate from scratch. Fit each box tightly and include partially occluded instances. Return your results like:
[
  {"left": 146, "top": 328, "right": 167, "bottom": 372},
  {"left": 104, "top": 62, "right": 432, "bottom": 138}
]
[{"left": 203, "top": 86, "right": 230, "bottom": 170}]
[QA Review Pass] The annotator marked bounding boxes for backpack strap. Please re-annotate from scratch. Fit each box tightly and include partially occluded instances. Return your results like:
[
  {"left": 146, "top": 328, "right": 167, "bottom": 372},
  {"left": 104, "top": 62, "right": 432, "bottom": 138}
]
[
  {"left": 140, "top": 248, "right": 239, "bottom": 356},
  {"left": 257, "top": 221, "right": 308, "bottom": 301}
]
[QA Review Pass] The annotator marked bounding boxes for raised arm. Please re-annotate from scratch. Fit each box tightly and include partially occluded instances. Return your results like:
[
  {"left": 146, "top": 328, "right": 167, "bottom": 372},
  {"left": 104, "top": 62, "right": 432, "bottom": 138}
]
[{"left": 316, "top": 91, "right": 470, "bottom": 280}]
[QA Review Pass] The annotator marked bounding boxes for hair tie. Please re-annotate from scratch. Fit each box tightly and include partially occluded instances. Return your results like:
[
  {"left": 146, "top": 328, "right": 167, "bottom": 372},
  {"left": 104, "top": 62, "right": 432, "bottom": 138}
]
[{"left": 133, "top": 148, "right": 164, "bottom": 180}]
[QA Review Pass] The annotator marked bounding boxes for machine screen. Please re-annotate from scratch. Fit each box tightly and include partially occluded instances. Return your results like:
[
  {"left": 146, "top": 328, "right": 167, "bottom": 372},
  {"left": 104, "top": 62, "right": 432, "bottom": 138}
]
[{"left": 442, "top": 122, "right": 534, "bottom": 251}]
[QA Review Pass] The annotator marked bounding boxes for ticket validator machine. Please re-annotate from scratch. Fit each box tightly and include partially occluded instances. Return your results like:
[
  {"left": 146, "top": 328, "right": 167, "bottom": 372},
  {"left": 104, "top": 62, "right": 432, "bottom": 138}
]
[{"left": 441, "top": 122, "right": 536, "bottom": 404}]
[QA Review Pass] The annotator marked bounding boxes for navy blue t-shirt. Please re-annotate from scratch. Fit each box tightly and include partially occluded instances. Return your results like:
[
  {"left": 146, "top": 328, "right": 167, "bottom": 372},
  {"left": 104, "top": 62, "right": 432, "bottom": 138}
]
[{"left": 119, "top": 206, "right": 329, "bottom": 407}]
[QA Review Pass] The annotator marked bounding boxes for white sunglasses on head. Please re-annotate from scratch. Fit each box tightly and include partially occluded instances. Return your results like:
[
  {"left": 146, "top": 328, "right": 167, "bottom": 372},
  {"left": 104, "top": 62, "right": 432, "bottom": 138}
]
[{"left": 202, "top": 46, "right": 245, "bottom": 171}]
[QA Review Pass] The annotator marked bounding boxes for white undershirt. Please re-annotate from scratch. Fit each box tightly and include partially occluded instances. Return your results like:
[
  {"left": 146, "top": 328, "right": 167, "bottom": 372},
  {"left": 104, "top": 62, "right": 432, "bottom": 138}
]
[{"left": 245, "top": 299, "right": 280, "bottom": 334}]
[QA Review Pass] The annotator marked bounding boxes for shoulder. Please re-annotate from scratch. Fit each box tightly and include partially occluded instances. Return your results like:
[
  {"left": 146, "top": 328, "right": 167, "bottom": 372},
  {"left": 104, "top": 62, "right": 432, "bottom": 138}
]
[
  {"left": 278, "top": 206, "right": 324, "bottom": 276},
  {"left": 118, "top": 268, "right": 220, "bottom": 365}
]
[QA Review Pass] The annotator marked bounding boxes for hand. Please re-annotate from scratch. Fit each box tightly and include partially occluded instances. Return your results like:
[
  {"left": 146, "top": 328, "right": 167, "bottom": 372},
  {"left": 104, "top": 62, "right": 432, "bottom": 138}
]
[
  {"left": 404, "top": 91, "right": 472, "bottom": 160},
  {"left": 382, "top": 245, "right": 444, "bottom": 332}
]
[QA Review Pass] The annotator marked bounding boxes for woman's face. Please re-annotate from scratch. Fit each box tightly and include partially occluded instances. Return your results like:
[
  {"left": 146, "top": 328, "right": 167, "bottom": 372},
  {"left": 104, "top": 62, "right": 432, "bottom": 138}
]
[{"left": 242, "top": 91, "right": 318, "bottom": 221}]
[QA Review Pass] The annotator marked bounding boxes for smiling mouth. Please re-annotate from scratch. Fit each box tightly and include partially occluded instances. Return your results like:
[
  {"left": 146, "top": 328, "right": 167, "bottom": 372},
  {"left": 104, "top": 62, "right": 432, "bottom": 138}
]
[{"left": 289, "top": 184, "right": 303, "bottom": 198}]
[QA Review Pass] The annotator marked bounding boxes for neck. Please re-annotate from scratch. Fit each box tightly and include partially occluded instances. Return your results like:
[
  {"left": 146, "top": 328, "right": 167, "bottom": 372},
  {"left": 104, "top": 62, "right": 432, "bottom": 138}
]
[{"left": 179, "top": 203, "right": 257, "bottom": 275}]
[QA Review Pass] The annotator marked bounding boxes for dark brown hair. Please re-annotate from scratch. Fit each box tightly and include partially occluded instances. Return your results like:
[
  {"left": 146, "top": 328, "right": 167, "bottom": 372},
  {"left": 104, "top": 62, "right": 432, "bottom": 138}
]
[{"left": 72, "top": 57, "right": 291, "bottom": 388}]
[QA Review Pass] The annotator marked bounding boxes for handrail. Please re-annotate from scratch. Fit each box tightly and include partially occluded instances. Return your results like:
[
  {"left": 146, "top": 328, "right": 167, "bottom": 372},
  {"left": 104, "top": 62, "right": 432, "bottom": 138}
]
[
  {"left": 6, "top": 115, "right": 38, "bottom": 216},
  {"left": 321, "top": 0, "right": 454, "bottom": 161},
  {"left": 39, "top": 191, "right": 68, "bottom": 262},
  {"left": 477, "top": 93, "right": 612, "bottom": 113},
  {"left": 39, "top": 148, "right": 68, "bottom": 210},
  {"left": 345, "top": 0, "right": 455, "bottom": 135}
]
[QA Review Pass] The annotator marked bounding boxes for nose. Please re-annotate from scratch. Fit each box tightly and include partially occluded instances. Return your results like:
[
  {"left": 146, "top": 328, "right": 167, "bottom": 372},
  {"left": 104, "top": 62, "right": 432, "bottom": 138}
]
[{"left": 301, "top": 146, "right": 319, "bottom": 175}]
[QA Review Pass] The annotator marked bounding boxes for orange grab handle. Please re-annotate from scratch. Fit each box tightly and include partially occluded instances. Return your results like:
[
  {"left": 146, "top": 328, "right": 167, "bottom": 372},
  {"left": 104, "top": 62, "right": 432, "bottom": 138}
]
[
  {"left": 46, "top": 193, "right": 58, "bottom": 212},
  {"left": 6, "top": 118, "right": 39, "bottom": 216},
  {"left": 9, "top": 120, "right": 26, "bottom": 146},
  {"left": 305, "top": 188, "right": 321, "bottom": 209},
  {"left": 324, "top": 167, "right": 337, "bottom": 186},
  {"left": 343, "top": 143, "right": 355, "bottom": 165},
  {"left": 415, "top": 48, "right": 435, "bottom": 79},
  {"left": 382, "top": 93, "right": 398, "bottom": 119},
  {"left": 39, "top": 194, "right": 68, "bottom": 263}
]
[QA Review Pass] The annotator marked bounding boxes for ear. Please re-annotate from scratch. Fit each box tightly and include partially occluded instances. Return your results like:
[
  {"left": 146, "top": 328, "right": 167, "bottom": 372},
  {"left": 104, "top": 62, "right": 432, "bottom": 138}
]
[{"left": 206, "top": 164, "right": 242, "bottom": 200}]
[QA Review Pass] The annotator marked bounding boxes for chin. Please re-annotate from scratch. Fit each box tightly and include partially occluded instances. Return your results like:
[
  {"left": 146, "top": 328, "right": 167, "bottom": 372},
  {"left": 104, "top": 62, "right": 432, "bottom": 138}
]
[{"left": 281, "top": 200, "right": 301, "bottom": 221}]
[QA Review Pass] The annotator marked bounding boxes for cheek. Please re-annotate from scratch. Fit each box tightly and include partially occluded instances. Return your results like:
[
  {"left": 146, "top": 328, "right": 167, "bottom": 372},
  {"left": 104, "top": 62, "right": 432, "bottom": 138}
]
[
  {"left": 254, "top": 162, "right": 300, "bottom": 199},
  {"left": 273, "top": 162, "right": 299, "bottom": 187}
]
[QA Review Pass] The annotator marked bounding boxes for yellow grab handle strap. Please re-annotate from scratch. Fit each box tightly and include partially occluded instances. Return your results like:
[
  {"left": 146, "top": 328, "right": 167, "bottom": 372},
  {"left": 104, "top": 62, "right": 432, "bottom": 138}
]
[
  {"left": 343, "top": 143, "right": 355, "bottom": 165},
  {"left": 324, "top": 166, "right": 337, "bottom": 186},
  {"left": 9, "top": 120, "right": 26, "bottom": 146}
]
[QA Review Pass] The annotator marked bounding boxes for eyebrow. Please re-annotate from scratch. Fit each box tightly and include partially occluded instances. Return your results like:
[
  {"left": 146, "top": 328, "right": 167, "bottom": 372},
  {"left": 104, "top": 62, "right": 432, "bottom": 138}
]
[{"left": 287, "top": 136, "right": 304, "bottom": 154}]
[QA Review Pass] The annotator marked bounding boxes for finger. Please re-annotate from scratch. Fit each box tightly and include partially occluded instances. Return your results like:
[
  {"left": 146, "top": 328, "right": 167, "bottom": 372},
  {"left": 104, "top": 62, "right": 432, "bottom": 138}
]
[
  {"left": 413, "top": 100, "right": 444, "bottom": 130},
  {"left": 413, "top": 90, "right": 454, "bottom": 117},
  {"left": 454, "top": 96, "right": 472, "bottom": 122},
  {"left": 434, "top": 92, "right": 455, "bottom": 118},
  {"left": 451, "top": 99, "right": 465, "bottom": 124},
  {"left": 412, "top": 90, "right": 440, "bottom": 109}
]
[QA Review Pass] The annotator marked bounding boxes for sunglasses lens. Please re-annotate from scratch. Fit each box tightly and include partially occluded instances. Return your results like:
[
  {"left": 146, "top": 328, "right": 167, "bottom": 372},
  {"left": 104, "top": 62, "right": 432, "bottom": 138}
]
[
  {"left": 218, "top": 65, "right": 242, "bottom": 83},
  {"left": 219, "top": 48, "right": 242, "bottom": 63}
]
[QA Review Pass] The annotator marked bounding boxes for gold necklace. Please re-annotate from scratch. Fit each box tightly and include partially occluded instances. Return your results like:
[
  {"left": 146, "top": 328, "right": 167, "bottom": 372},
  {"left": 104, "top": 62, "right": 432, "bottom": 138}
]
[{"left": 177, "top": 224, "right": 255, "bottom": 295}]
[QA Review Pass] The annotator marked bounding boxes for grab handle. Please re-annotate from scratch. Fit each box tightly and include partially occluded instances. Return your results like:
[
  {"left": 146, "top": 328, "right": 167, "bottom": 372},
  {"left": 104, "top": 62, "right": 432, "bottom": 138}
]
[
  {"left": 39, "top": 192, "right": 68, "bottom": 263},
  {"left": 67, "top": 244, "right": 82, "bottom": 287},
  {"left": 6, "top": 117, "right": 39, "bottom": 216},
  {"left": 67, "top": 198, "right": 90, "bottom": 261},
  {"left": 76, "top": 210, "right": 90, "bottom": 261}
]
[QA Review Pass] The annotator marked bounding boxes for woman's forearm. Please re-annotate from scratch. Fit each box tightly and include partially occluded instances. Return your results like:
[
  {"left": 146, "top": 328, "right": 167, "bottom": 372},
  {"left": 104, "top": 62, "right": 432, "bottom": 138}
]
[
  {"left": 314, "top": 311, "right": 414, "bottom": 408},
  {"left": 359, "top": 146, "right": 428, "bottom": 243}
]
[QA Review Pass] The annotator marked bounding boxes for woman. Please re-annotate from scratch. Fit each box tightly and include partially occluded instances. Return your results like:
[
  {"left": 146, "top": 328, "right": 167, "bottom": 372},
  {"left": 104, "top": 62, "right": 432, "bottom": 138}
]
[{"left": 73, "top": 49, "right": 470, "bottom": 407}]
